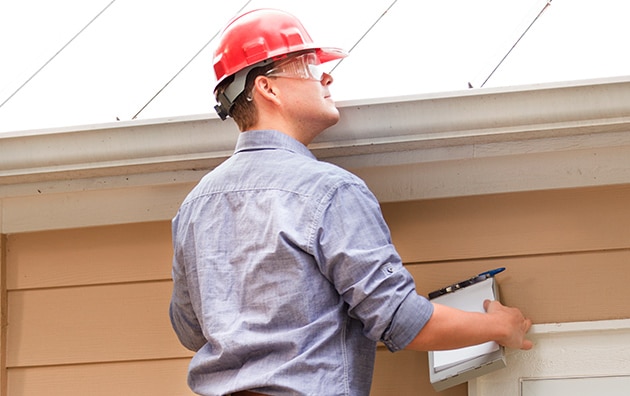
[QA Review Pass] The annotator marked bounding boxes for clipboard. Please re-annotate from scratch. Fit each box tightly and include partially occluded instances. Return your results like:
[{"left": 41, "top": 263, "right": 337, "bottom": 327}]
[{"left": 427, "top": 273, "right": 507, "bottom": 391}]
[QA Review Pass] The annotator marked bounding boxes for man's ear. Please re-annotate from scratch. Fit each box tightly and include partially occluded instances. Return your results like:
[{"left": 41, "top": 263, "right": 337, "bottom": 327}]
[{"left": 252, "top": 75, "right": 280, "bottom": 104}]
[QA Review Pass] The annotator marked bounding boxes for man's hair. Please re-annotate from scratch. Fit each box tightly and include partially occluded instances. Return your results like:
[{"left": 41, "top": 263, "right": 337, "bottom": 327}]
[{"left": 214, "top": 65, "right": 271, "bottom": 131}]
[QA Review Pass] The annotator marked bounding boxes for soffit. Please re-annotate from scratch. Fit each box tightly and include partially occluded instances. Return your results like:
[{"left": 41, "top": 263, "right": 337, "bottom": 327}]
[{"left": 2, "top": 76, "right": 630, "bottom": 232}]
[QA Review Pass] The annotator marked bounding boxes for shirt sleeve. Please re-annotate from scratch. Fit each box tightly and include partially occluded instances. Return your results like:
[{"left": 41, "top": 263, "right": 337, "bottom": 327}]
[
  {"left": 169, "top": 214, "right": 207, "bottom": 352},
  {"left": 311, "top": 180, "right": 434, "bottom": 352}
]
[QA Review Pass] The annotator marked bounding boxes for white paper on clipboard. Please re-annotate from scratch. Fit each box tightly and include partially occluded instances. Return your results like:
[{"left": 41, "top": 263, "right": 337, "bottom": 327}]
[{"left": 431, "top": 279, "right": 500, "bottom": 371}]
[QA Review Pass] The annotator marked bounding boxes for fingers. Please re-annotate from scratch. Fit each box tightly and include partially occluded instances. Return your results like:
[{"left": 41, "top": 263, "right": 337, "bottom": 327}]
[
  {"left": 520, "top": 317, "right": 534, "bottom": 350},
  {"left": 521, "top": 338, "right": 534, "bottom": 350},
  {"left": 484, "top": 299, "right": 533, "bottom": 350}
]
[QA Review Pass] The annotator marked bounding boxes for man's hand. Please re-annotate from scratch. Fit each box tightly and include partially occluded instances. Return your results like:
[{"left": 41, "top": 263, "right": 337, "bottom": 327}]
[
  {"left": 406, "top": 298, "right": 534, "bottom": 352},
  {"left": 483, "top": 299, "right": 533, "bottom": 350}
]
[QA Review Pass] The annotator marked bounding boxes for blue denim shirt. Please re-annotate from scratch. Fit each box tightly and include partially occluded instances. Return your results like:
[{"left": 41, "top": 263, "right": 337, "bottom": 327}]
[{"left": 170, "top": 130, "right": 433, "bottom": 395}]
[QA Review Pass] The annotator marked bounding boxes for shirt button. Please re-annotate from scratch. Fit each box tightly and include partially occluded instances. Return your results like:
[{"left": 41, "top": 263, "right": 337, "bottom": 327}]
[{"left": 387, "top": 267, "right": 394, "bottom": 274}]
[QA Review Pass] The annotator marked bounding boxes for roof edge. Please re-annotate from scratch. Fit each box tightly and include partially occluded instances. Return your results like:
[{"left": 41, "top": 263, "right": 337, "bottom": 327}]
[
  {"left": 2, "top": 76, "right": 630, "bottom": 184},
  {"left": 3, "top": 76, "right": 630, "bottom": 232}
]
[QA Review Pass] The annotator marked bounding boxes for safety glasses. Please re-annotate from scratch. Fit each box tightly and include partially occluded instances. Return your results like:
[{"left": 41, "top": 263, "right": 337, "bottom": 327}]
[{"left": 265, "top": 52, "right": 325, "bottom": 81}]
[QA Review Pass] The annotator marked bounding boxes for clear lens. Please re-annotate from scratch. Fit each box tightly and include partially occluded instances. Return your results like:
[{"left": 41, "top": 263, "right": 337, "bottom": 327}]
[
  {"left": 266, "top": 53, "right": 324, "bottom": 81},
  {"left": 307, "top": 63, "right": 324, "bottom": 81}
]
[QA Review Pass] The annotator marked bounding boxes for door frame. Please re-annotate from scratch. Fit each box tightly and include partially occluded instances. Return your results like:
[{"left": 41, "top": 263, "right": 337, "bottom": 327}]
[{"left": 468, "top": 319, "right": 630, "bottom": 396}]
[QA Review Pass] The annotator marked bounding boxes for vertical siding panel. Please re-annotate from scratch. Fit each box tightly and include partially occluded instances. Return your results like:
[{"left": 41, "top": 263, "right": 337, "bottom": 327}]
[{"left": 1, "top": 234, "right": 7, "bottom": 396}]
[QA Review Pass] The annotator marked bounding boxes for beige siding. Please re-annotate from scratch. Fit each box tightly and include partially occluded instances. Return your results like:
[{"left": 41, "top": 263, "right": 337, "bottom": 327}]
[
  {"left": 1, "top": 235, "right": 7, "bottom": 396},
  {"left": 383, "top": 184, "right": 630, "bottom": 324},
  {"left": 6, "top": 222, "right": 173, "bottom": 289},
  {"left": 7, "top": 281, "right": 187, "bottom": 367},
  {"left": 371, "top": 349, "right": 466, "bottom": 395},
  {"left": 6, "top": 359, "right": 191, "bottom": 396},
  {"left": 3, "top": 184, "right": 630, "bottom": 395},
  {"left": 374, "top": 185, "right": 630, "bottom": 394},
  {"left": 4, "top": 222, "right": 194, "bottom": 396}
]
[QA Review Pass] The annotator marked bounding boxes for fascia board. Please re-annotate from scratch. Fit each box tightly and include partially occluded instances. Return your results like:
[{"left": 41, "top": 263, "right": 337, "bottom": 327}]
[{"left": 1, "top": 76, "right": 630, "bottom": 186}]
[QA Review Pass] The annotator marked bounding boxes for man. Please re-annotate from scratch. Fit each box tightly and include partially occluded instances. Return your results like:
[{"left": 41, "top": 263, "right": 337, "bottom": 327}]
[{"left": 169, "top": 8, "right": 532, "bottom": 396}]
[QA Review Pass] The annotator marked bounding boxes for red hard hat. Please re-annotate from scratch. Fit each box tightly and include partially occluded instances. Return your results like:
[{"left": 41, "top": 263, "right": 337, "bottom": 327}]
[
  {"left": 214, "top": 8, "right": 347, "bottom": 85},
  {"left": 212, "top": 8, "right": 347, "bottom": 119}
]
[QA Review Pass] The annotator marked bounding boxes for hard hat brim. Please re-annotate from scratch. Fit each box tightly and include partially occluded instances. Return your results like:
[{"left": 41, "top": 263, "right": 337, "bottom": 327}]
[{"left": 316, "top": 47, "right": 348, "bottom": 63}]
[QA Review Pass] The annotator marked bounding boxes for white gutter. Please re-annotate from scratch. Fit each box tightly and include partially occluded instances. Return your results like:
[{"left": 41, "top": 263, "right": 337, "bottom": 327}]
[
  {"left": 2, "top": 76, "right": 630, "bottom": 232},
  {"left": 2, "top": 75, "right": 630, "bottom": 184}
]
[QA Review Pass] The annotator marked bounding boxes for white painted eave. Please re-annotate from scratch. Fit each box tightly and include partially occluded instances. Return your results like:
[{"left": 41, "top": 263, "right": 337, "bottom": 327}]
[{"left": 2, "top": 76, "right": 630, "bottom": 232}]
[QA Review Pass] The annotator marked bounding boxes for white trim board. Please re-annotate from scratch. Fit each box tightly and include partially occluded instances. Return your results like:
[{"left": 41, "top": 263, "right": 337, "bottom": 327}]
[{"left": 468, "top": 319, "right": 630, "bottom": 396}]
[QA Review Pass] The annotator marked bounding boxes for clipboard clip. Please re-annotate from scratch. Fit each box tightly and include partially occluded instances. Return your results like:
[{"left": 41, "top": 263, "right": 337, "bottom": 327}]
[{"left": 428, "top": 267, "right": 505, "bottom": 300}]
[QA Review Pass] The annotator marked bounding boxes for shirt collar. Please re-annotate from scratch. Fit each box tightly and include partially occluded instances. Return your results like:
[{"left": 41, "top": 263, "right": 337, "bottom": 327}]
[{"left": 234, "top": 130, "right": 316, "bottom": 160}]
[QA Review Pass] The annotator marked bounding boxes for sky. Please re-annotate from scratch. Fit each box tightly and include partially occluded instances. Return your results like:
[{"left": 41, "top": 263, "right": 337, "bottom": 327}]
[{"left": 0, "top": 0, "right": 629, "bottom": 134}]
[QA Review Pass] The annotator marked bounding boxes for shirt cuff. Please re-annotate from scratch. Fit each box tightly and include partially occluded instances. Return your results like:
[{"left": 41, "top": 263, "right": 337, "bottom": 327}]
[{"left": 381, "top": 292, "right": 434, "bottom": 352}]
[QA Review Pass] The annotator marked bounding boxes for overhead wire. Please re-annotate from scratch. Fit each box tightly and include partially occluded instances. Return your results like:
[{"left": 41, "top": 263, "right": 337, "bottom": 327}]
[
  {"left": 328, "top": 0, "right": 399, "bottom": 75},
  {"left": 131, "top": 0, "right": 252, "bottom": 120},
  {"left": 133, "top": 0, "right": 397, "bottom": 119},
  {"left": 0, "top": 0, "right": 117, "bottom": 110},
  {"left": 1, "top": 1, "right": 550, "bottom": 119},
  {"left": 476, "top": 0, "right": 553, "bottom": 88}
]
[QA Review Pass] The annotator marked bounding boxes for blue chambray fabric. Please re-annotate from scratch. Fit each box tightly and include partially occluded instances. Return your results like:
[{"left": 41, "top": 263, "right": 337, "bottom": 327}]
[{"left": 169, "top": 130, "right": 433, "bottom": 396}]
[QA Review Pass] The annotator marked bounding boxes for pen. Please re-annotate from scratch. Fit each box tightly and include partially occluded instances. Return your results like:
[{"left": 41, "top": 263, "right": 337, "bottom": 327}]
[
  {"left": 478, "top": 267, "right": 506, "bottom": 278},
  {"left": 428, "top": 267, "right": 506, "bottom": 300}
]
